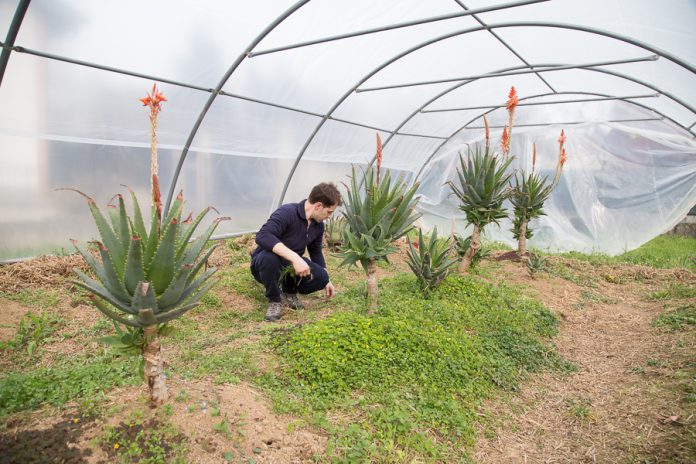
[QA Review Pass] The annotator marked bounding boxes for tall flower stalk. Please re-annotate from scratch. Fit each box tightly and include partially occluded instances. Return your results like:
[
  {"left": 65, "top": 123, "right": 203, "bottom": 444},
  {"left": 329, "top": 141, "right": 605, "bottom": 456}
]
[
  {"left": 340, "top": 133, "right": 421, "bottom": 309},
  {"left": 139, "top": 83, "right": 167, "bottom": 203},
  {"left": 510, "top": 131, "right": 569, "bottom": 255},
  {"left": 447, "top": 87, "right": 517, "bottom": 273}
]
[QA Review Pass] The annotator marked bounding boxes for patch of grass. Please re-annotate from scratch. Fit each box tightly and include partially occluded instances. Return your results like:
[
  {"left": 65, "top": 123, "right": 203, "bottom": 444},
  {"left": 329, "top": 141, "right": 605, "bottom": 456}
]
[
  {"left": 0, "top": 288, "right": 59, "bottom": 308},
  {"left": 219, "top": 266, "right": 265, "bottom": 303},
  {"left": 100, "top": 418, "right": 187, "bottom": 464},
  {"left": 547, "top": 262, "right": 597, "bottom": 288},
  {"left": 0, "top": 310, "right": 63, "bottom": 357},
  {"left": 173, "top": 345, "right": 257, "bottom": 385},
  {"left": 652, "top": 304, "right": 696, "bottom": 332},
  {"left": 0, "top": 352, "right": 140, "bottom": 417},
  {"left": 647, "top": 283, "right": 696, "bottom": 301},
  {"left": 262, "top": 273, "right": 571, "bottom": 462},
  {"left": 200, "top": 293, "right": 222, "bottom": 308},
  {"left": 559, "top": 235, "right": 696, "bottom": 270}
]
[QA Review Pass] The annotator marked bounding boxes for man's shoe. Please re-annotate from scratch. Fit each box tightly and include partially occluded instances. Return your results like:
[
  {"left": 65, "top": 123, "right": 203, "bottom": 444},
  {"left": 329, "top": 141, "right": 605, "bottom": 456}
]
[
  {"left": 264, "top": 302, "right": 283, "bottom": 322},
  {"left": 282, "top": 292, "right": 304, "bottom": 310}
]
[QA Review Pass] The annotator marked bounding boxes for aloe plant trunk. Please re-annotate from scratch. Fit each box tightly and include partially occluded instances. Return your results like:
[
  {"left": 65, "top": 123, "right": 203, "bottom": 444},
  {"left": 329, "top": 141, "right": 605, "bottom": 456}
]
[
  {"left": 459, "top": 224, "right": 481, "bottom": 273},
  {"left": 366, "top": 258, "right": 378, "bottom": 311},
  {"left": 518, "top": 219, "right": 528, "bottom": 256},
  {"left": 142, "top": 324, "right": 167, "bottom": 404}
]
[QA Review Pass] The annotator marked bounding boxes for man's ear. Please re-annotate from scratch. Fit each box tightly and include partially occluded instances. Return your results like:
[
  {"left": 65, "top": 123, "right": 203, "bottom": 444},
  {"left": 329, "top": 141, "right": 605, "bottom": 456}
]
[{"left": 314, "top": 202, "right": 325, "bottom": 210}]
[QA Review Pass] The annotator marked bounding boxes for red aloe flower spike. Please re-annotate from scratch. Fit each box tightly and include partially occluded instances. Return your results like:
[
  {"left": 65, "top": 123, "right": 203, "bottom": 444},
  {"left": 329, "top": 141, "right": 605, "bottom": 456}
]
[
  {"left": 483, "top": 114, "right": 490, "bottom": 154},
  {"left": 501, "top": 126, "right": 510, "bottom": 155},
  {"left": 504, "top": 86, "right": 518, "bottom": 157},
  {"left": 141, "top": 83, "right": 166, "bottom": 204},
  {"left": 560, "top": 147, "right": 568, "bottom": 166},
  {"left": 558, "top": 129, "right": 566, "bottom": 147},
  {"left": 376, "top": 132, "right": 383, "bottom": 186},
  {"left": 506, "top": 86, "right": 519, "bottom": 113}
]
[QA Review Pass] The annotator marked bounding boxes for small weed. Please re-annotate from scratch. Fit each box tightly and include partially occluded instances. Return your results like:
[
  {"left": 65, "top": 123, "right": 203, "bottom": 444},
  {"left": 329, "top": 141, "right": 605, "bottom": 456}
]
[
  {"left": 580, "top": 290, "right": 618, "bottom": 305},
  {"left": 101, "top": 418, "right": 187, "bottom": 463},
  {"left": 0, "top": 288, "right": 59, "bottom": 308},
  {"left": 174, "top": 390, "right": 190, "bottom": 404},
  {"left": 652, "top": 304, "right": 696, "bottom": 331},
  {"left": 566, "top": 398, "right": 593, "bottom": 422},
  {"left": 200, "top": 293, "right": 222, "bottom": 308},
  {"left": 212, "top": 417, "right": 231, "bottom": 436},
  {"left": 0, "top": 311, "right": 63, "bottom": 356},
  {"left": 628, "top": 366, "right": 646, "bottom": 374},
  {"left": 646, "top": 358, "right": 661, "bottom": 368},
  {"left": 647, "top": 283, "right": 696, "bottom": 301}
]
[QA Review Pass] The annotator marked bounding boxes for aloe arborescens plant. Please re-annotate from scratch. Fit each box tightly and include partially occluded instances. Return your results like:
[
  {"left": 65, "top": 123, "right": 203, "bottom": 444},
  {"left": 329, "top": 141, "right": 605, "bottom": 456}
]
[
  {"left": 67, "top": 84, "right": 226, "bottom": 404},
  {"left": 340, "top": 133, "right": 421, "bottom": 309},
  {"left": 510, "top": 133, "right": 568, "bottom": 256}
]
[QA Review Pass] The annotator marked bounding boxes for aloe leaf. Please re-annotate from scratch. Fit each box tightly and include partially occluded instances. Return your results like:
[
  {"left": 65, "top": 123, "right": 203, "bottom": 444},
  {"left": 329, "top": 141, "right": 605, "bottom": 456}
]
[
  {"left": 149, "top": 218, "right": 179, "bottom": 294},
  {"left": 131, "top": 281, "right": 158, "bottom": 313},
  {"left": 91, "top": 296, "right": 141, "bottom": 328},
  {"left": 143, "top": 205, "right": 160, "bottom": 273},
  {"left": 95, "top": 242, "right": 131, "bottom": 303},
  {"left": 124, "top": 235, "right": 145, "bottom": 295},
  {"left": 72, "top": 270, "right": 136, "bottom": 315},
  {"left": 184, "top": 244, "right": 219, "bottom": 286},
  {"left": 157, "top": 263, "right": 194, "bottom": 310},
  {"left": 137, "top": 308, "right": 157, "bottom": 326},
  {"left": 124, "top": 185, "right": 148, "bottom": 242},
  {"left": 86, "top": 197, "right": 126, "bottom": 277},
  {"left": 176, "top": 207, "right": 213, "bottom": 263}
]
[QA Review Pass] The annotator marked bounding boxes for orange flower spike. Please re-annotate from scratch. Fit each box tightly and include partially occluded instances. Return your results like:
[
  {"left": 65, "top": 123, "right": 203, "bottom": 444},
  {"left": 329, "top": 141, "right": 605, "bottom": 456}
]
[
  {"left": 501, "top": 126, "right": 509, "bottom": 154},
  {"left": 560, "top": 147, "right": 568, "bottom": 166},
  {"left": 506, "top": 86, "right": 519, "bottom": 113},
  {"left": 558, "top": 129, "right": 566, "bottom": 147}
]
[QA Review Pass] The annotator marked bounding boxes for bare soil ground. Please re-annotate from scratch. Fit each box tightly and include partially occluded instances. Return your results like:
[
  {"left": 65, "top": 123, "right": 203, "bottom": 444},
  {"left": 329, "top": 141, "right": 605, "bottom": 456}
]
[{"left": 0, "top": 244, "right": 694, "bottom": 463}]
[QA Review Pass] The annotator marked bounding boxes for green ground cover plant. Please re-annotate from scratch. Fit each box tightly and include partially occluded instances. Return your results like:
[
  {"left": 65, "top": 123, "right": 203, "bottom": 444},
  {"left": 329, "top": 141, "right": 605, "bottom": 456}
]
[
  {"left": 263, "top": 273, "right": 572, "bottom": 462},
  {"left": 0, "top": 352, "right": 140, "bottom": 417}
]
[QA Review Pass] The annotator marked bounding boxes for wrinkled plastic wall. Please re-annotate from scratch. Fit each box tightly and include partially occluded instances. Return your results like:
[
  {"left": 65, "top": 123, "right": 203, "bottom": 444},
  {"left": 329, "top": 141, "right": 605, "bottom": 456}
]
[{"left": 1, "top": 0, "right": 695, "bottom": 260}]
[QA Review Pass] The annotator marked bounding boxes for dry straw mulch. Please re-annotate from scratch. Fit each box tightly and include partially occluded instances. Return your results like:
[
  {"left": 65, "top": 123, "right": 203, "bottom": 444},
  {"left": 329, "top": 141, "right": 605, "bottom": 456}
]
[{"left": 0, "top": 255, "right": 88, "bottom": 293}]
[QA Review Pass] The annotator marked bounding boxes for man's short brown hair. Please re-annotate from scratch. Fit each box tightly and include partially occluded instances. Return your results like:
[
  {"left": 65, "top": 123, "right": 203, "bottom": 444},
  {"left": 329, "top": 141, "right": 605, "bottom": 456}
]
[{"left": 308, "top": 182, "right": 342, "bottom": 207}]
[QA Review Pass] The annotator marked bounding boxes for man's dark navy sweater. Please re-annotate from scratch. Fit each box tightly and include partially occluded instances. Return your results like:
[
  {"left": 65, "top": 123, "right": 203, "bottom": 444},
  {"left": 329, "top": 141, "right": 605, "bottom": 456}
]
[{"left": 252, "top": 200, "right": 326, "bottom": 268}]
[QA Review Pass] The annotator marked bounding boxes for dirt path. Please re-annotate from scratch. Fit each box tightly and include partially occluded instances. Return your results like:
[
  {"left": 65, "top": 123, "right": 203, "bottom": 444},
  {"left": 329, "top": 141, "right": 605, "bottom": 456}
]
[{"left": 473, "top": 259, "right": 695, "bottom": 463}]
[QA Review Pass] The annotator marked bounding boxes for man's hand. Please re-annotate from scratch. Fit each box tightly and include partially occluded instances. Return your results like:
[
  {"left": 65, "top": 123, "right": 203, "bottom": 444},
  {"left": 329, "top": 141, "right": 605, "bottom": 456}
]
[
  {"left": 293, "top": 258, "right": 311, "bottom": 277},
  {"left": 325, "top": 281, "right": 336, "bottom": 299}
]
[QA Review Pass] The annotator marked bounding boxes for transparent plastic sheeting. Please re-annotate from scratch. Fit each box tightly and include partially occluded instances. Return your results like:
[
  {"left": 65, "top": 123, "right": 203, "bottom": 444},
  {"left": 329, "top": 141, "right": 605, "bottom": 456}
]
[
  {"left": 1, "top": 0, "right": 695, "bottom": 260},
  {"left": 418, "top": 120, "right": 696, "bottom": 255}
]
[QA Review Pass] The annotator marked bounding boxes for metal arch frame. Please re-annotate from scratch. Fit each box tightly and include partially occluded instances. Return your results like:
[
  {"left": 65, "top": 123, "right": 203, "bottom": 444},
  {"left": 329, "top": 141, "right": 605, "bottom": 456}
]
[
  {"left": 411, "top": 63, "right": 696, "bottom": 183},
  {"left": 368, "top": 63, "right": 696, "bottom": 179},
  {"left": 275, "top": 21, "right": 696, "bottom": 207},
  {"left": 162, "top": 0, "right": 311, "bottom": 218},
  {"left": 412, "top": 90, "right": 692, "bottom": 184},
  {"left": 0, "top": 0, "right": 30, "bottom": 87}
]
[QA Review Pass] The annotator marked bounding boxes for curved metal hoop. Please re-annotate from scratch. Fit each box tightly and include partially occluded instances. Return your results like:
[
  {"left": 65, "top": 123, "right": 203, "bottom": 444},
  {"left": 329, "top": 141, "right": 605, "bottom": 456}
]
[{"left": 276, "top": 21, "right": 696, "bottom": 206}]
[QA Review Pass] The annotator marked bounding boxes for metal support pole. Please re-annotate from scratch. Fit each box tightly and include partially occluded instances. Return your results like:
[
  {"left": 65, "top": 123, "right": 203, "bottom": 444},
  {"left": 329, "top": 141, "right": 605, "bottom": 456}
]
[
  {"left": 421, "top": 93, "right": 660, "bottom": 113},
  {"left": 357, "top": 55, "right": 658, "bottom": 92},
  {"left": 0, "top": 0, "right": 30, "bottom": 87},
  {"left": 466, "top": 117, "right": 662, "bottom": 129},
  {"left": 248, "top": 0, "right": 549, "bottom": 57}
]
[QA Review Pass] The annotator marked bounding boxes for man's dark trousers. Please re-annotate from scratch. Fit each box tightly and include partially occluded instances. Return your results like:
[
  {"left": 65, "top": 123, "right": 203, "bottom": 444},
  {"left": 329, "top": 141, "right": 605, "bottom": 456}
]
[{"left": 250, "top": 249, "right": 329, "bottom": 303}]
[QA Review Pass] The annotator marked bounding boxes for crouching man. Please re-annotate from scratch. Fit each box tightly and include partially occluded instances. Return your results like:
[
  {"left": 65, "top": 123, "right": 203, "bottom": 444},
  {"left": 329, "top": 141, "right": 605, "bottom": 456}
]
[{"left": 250, "top": 183, "right": 340, "bottom": 321}]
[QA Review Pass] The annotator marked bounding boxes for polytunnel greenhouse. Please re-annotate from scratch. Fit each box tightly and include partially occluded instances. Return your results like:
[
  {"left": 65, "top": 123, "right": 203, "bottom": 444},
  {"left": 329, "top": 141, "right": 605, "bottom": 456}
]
[
  {"left": 1, "top": 0, "right": 695, "bottom": 261},
  {"left": 1, "top": 1, "right": 695, "bottom": 463}
]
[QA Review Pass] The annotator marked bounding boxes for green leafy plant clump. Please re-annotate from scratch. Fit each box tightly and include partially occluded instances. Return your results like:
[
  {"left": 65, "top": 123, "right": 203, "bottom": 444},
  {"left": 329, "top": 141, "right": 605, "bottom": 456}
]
[
  {"left": 406, "top": 228, "right": 457, "bottom": 295},
  {"left": 270, "top": 274, "right": 570, "bottom": 461},
  {"left": 0, "top": 353, "right": 140, "bottom": 417}
]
